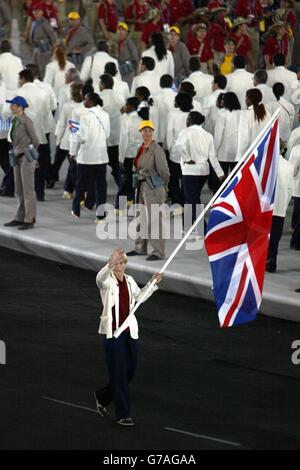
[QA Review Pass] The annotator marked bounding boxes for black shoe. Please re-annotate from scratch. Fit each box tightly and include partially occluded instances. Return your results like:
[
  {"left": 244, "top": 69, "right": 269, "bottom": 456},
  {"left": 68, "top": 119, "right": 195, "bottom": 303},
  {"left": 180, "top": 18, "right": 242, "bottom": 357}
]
[
  {"left": 126, "top": 250, "right": 147, "bottom": 256},
  {"left": 17, "top": 222, "right": 34, "bottom": 230},
  {"left": 117, "top": 417, "right": 134, "bottom": 426},
  {"left": 4, "top": 220, "right": 24, "bottom": 227},
  {"left": 37, "top": 197, "right": 45, "bottom": 202},
  {"left": 290, "top": 243, "right": 300, "bottom": 251},
  {"left": 295, "top": 288, "right": 300, "bottom": 293},
  {"left": 266, "top": 258, "right": 276, "bottom": 273},
  {"left": 0, "top": 191, "right": 14, "bottom": 197},
  {"left": 46, "top": 179, "right": 55, "bottom": 189},
  {"left": 146, "top": 254, "right": 163, "bottom": 261},
  {"left": 94, "top": 393, "right": 107, "bottom": 417}
]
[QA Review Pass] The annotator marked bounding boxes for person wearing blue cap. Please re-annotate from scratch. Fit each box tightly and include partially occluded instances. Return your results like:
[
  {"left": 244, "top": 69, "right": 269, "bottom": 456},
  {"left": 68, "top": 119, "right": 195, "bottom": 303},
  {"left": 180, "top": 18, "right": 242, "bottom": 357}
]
[{"left": 4, "top": 96, "right": 39, "bottom": 230}]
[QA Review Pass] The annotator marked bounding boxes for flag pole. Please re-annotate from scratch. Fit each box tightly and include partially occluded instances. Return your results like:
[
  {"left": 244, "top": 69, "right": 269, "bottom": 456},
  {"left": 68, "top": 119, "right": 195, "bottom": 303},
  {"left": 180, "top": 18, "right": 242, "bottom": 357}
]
[{"left": 114, "top": 109, "right": 280, "bottom": 338}]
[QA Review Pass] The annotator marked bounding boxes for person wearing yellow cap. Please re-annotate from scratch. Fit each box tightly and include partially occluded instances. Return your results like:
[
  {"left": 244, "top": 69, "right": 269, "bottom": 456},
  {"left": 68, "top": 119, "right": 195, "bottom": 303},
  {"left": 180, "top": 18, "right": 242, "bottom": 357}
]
[
  {"left": 116, "top": 21, "right": 139, "bottom": 87},
  {"left": 169, "top": 25, "right": 191, "bottom": 86},
  {"left": 66, "top": 10, "right": 93, "bottom": 69},
  {"left": 126, "top": 120, "right": 170, "bottom": 261}
]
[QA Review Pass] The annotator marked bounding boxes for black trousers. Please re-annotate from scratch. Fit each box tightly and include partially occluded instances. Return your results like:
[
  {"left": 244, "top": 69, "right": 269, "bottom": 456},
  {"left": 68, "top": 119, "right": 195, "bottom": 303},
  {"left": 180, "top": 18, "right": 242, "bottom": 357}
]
[
  {"left": 182, "top": 174, "right": 208, "bottom": 224},
  {"left": 72, "top": 163, "right": 107, "bottom": 217},
  {"left": 35, "top": 142, "right": 51, "bottom": 200},
  {"left": 64, "top": 159, "right": 77, "bottom": 193},
  {"left": 116, "top": 158, "right": 134, "bottom": 207},
  {"left": 168, "top": 159, "right": 184, "bottom": 206},
  {"left": 291, "top": 197, "right": 300, "bottom": 249},
  {"left": 268, "top": 216, "right": 285, "bottom": 261},
  {"left": 210, "top": 161, "right": 237, "bottom": 193},
  {"left": 52, "top": 146, "right": 69, "bottom": 182},
  {"left": 96, "top": 333, "right": 138, "bottom": 421},
  {"left": 107, "top": 146, "right": 119, "bottom": 187},
  {"left": 0, "top": 138, "right": 14, "bottom": 195}
]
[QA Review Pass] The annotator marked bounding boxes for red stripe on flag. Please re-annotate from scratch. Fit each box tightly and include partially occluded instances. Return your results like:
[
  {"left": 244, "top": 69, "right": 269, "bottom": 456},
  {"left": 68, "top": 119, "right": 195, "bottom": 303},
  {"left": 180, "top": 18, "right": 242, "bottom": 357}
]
[
  {"left": 212, "top": 202, "right": 237, "bottom": 215},
  {"left": 222, "top": 263, "right": 248, "bottom": 328},
  {"left": 261, "top": 119, "right": 278, "bottom": 192}
]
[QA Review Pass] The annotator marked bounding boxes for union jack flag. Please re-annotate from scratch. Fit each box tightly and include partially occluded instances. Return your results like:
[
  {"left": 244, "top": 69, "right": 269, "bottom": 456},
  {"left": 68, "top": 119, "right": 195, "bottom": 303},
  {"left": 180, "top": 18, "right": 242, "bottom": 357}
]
[{"left": 205, "top": 118, "right": 280, "bottom": 327}]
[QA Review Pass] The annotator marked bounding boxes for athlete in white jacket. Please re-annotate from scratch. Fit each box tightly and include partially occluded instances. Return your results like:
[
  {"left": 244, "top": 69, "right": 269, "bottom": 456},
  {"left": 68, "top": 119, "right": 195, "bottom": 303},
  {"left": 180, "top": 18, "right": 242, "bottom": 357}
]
[
  {"left": 71, "top": 93, "right": 110, "bottom": 221},
  {"left": 94, "top": 248, "right": 162, "bottom": 426}
]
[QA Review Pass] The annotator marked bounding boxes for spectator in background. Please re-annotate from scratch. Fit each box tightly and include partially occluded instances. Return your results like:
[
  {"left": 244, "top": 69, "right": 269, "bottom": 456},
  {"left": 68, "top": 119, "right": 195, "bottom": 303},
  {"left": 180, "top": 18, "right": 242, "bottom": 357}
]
[
  {"left": 116, "top": 22, "right": 139, "bottom": 88},
  {"left": 169, "top": 25, "right": 191, "bottom": 87}
]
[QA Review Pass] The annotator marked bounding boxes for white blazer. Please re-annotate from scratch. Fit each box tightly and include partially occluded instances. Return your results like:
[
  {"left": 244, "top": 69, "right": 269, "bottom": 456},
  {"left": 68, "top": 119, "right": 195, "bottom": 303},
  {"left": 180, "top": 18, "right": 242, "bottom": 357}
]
[
  {"left": 80, "top": 52, "right": 121, "bottom": 91},
  {"left": 119, "top": 111, "right": 143, "bottom": 162},
  {"left": 96, "top": 264, "right": 158, "bottom": 339},
  {"left": 288, "top": 144, "right": 300, "bottom": 198},
  {"left": 236, "top": 106, "right": 271, "bottom": 161},
  {"left": 214, "top": 109, "right": 241, "bottom": 162},
  {"left": 44, "top": 59, "right": 74, "bottom": 100},
  {"left": 0, "top": 52, "right": 23, "bottom": 98},
  {"left": 273, "top": 155, "right": 294, "bottom": 217},
  {"left": 183, "top": 71, "right": 213, "bottom": 101},
  {"left": 142, "top": 47, "right": 174, "bottom": 78},
  {"left": 267, "top": 97, "right": 295, "bottom": 142}
]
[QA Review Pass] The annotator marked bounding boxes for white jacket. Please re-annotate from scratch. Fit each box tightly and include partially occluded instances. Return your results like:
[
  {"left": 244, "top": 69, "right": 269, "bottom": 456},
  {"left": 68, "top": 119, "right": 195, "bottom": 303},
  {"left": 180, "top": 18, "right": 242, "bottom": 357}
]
[
  {"left": 34, "top": 79, "right": 57, "bottom": 134},
  {"left": 44, "top": 59, "right": 74, "bottom": 100},
  {"left": 96, "top": 264, "right": 158, "bottom": 339},
  {"left": 131, "top": 70, "right": 161, "bottom": 97},
  {"left": 167, "top": 108, "right": 189, "bottom": 162},
  {"left": 80, "top": 52, "right": 121, "bottom": 91},
  {"left": 286, "top": 126, "right": 300, "bottom": 159},
  {"left": 75, "top": 105, "right": 110, "bottom": 165},
  {"left": 226, "top": 68, "right": 253, "bottom": 109},
  {"left": 0, "top": 52, "right": 23, "bottom": 99},
  {"left": 268, "top": 97, "right": 295, "bottom": 142},
  {"left": 214, "top": 109, "right": 241, "bottom": 162},
  {"left": 288, "top": 144, "right": 300, "bottom": 198},
  {"left": 201, "top": 89, "right": 223, "bottom": 134},
  {"left": 142, "top": 47, "right": 174, "bottom": 78},
  {"left": 119, "top": 111, "right": 143, "bottom": 162},
  {"left": 236, "top": 106, "right": 271, "bottom": 161},
  {"left": 113, "top": 77, "right": 130, "bottom": 102},
  {"left": 17, "top": 82, "right": 48, "bottom": 144},
  {"left": 69, "top": 102, "right": 87, "bottom": 156},
  {"left": 55, "top": 100, "right": 76, "bottom": 150},
  {"left": 175, "top": 124, "right": 224, "bottom": 177},
  {"left": 255, "top": 84, "right": 276, "bottom": 105},
  {"left": 153, "top": 88, "right": 176, "bottom": 146},
  {"left": 267, "top": 66, "right": 297, "bottom": 102},
  {"left": 100, "top": 89, "right": 124, "bottom": 147},
  {"left": 183, "top": 71, "right": 213, "bottom": 101},
  {"left": 273, "top": 155, "right": 294, "bottom": 217}
]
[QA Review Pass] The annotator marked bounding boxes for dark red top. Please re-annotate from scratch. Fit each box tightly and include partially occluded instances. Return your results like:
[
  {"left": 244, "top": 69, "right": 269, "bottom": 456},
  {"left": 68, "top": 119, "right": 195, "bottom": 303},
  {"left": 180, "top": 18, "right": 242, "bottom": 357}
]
[
  {"left": 98, "top": 0, "right": 118, "bottom": 32},
  {"left": 125, "top": 1, "right": 149, "bottom": 32},
  {"left": 210, "top": 22, "right": 228, "bottom": 53},
  {"left": 230, "top": 32, "right": 251, "bottom": 57},
  {"left": 112, "top": 277, "right": 130, "bottom": 332},
  {"left": 187, "top": 37, "right": 213, "bottom": 62},
  {"left": 169, "top": 0, "right": 193, "bottom": 25},
  {"left": 235, "top": 0, "right": 263, "bottom": 27},
  {"left": 263, "top": 35, "right": 289, "bottom": 62},
  {"left": 141, "top": 22, "right": 160, "bottom": 45}
]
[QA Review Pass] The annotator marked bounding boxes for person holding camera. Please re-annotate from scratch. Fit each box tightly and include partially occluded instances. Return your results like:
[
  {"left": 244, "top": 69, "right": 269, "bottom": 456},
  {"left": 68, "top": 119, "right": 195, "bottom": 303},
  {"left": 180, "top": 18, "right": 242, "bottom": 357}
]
[{"left": 4, "top": 96, "right": 39, "bottom": 230}]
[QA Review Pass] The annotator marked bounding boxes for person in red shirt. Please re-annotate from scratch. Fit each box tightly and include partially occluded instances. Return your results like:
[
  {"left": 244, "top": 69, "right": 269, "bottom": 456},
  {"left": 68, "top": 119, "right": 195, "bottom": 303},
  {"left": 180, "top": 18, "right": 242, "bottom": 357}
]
[
  {"left": 210, "top": 7, "right": 229, "bottom": 66},
  {"left": 94, "top": 248, "right": 162, "bottom": 426},
  {"left": 230, "top": 17, "right": 251, "bottom": 66},
  {"left": 208, "top": 0, "right": 224, "bottom": 10},
  {"left": 169, "top": 0, "right": 193, "bottom": 40},
  {"left": 124, "top": 0, "right": 149, "bottom": 53},
  {"left": 187, "top": 23, "right": 214, "bottom": 74},
  {"left": 98, "top": 0, "right": 118, "bottom": 56},
  {"left": 263, "top": 21, "right": 289, "bottom": 68},
  {"left": 235, "top": 0, "right": 264, "bottom": 70},
  {"left": 186, "top": 7, "right": 211, "bottom": 46},
  {"left": 141, "top": 8, "right": 161, "bottom": 50}
]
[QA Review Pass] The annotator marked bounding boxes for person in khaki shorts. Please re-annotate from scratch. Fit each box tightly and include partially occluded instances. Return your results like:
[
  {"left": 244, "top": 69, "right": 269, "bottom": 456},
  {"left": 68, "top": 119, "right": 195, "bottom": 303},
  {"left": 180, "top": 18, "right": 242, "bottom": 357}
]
[
  {"left": 127, "top": 120, "right": 170, "bottom": 261},
  {"left": 4, "top": 96, "right": 39, "bottom": 230}
]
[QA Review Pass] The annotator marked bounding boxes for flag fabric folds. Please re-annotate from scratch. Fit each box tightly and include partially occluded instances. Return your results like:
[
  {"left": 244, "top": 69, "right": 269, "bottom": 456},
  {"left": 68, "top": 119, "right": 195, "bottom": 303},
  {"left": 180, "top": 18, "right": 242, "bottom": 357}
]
[{"left": 205, "top": 118, "right": 280, "bottom": 328}]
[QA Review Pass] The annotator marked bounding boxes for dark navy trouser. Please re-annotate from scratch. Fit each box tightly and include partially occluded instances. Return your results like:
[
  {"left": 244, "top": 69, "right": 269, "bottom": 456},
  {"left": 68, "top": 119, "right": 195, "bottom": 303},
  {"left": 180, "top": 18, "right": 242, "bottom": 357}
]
[{"left": 96, "top": 333, "right": 138, "bottom": 421}]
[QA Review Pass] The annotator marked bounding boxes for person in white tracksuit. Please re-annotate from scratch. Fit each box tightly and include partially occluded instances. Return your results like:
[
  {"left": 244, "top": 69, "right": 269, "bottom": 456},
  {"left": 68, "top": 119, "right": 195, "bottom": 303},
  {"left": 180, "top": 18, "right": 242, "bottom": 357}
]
[{"left": 71, "top": 93, "right": 110, "bottom": 221}]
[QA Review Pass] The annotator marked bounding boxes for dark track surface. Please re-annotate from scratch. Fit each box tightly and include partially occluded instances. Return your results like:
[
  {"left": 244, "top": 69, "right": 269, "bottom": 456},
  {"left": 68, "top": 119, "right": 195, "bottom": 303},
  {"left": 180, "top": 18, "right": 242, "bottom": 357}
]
[{"left": 0, "top": 247, "right": 300, "bottom": 450}]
